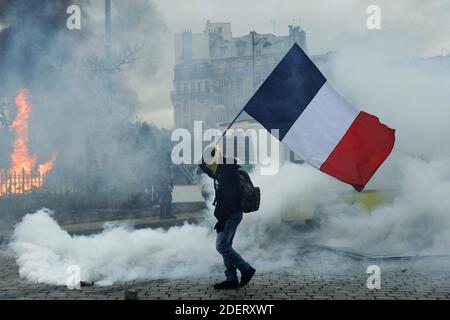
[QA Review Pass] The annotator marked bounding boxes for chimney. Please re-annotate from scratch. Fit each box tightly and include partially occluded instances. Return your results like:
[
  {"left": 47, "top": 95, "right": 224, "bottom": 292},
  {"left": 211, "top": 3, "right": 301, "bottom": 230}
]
[
  {"left": 288, "top": 25, "right": 308, "bottom": 54},
  {"left": 181, "top": 30, "right": 193, "bottom": 60}
]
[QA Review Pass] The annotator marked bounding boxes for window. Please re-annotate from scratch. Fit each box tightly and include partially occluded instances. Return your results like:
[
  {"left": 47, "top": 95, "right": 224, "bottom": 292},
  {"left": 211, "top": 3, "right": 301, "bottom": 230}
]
[
  {"left": 192, "top": 104, "right": 198, "bottom": 120},
  {"left": 183, "top": 82, "right": 188, "bottom": 93},
  {"left": 205, "top": 81, "right": 210, "bottom": 93},
  {"left": 217, "top": 112, "right": 225, "bottom": 123},
  {"left": 183, "top": 100, "right": 189, "bottom": 114},
  {"left": 175, "top": 82, "right": 182, "bottom": 93},
  {"left": 215, "top": 95, "right": 224, "bottom": 105},
  {"left": 237, "top": 45, "right": 244, "bottom": 56},
  {"left": 236, "top": 78, "right": 243, "bottom": 94},
  {"left": 197, "top": 82, "right": 201, "bottom": 93},
  {"left": 216, "top": 79, "right": 225, "bottom": 93}
]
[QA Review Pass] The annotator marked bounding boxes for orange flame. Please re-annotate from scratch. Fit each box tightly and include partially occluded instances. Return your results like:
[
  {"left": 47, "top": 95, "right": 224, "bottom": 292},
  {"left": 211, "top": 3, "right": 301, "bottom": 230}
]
[
  {"left": 9, "top": 89, "right": 37, "bottom": 175},
  {"left": 0, "top": 88, "right": 58, "bottom": 195},
  {"left": 39, "top": 152, "right": 58, "bottom": 176}
]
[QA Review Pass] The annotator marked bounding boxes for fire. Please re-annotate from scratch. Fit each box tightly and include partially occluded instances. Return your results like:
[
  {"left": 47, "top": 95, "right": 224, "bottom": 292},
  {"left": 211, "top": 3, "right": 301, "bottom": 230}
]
[
  {"left": 39, "top": 152, "right": 58, "bottom": 176},
  {"left": 0, "top": 88, "right": 57, "bottom": 196},
  {"left": 10, "top": 89, "right": 37, "bottom": 175}
]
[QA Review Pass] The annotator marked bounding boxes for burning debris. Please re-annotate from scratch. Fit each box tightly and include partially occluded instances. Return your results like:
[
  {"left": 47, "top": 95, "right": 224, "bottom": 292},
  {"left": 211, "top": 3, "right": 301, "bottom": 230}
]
[
  {"left": 0, "top": 1, "right": 170, "bottom": 208},
  {"left": 0, "top": 88, "right": 57, "bottom": 195}
]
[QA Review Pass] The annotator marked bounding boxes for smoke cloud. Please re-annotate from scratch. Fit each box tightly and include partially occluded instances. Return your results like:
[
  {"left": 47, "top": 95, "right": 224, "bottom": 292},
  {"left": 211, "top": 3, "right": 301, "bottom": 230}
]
[
  {"left": 6, "top": 1, "right": 450, "bottom": 285},
  {"left": 307, "top": 13, "right": 450, "bottom": 256},
  {"left": 10, "top": 164, "right": 306, "bottom": 285},
  {"left": 10, "top": 164, "right": 328, "bottom": 285},
  {"left": 0, "top": 0, "right": 172, "bottom": 218}
]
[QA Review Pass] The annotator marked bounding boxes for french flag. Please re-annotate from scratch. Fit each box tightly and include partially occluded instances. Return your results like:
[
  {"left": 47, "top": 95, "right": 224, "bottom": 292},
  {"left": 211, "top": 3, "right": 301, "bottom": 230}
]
[{"left": 244, "top": 44, "right": 395, "bottom": 191}]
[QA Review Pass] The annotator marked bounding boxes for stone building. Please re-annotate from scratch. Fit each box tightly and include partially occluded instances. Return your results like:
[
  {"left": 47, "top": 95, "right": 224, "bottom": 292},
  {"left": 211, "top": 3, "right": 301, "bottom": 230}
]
[{"left": 170, "top": 21, "right": 328, "bottom": 132}]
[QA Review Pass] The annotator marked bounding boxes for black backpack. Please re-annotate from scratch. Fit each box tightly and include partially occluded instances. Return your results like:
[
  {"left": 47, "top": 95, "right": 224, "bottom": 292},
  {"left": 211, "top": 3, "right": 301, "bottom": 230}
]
[{"left": 237, "top": 169, "right": 260, "bottom": 213}]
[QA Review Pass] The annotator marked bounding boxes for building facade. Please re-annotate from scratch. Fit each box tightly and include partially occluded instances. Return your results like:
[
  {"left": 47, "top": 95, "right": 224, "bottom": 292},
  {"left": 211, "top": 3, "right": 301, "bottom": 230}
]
[{"left": 171, "top": 21, "right": 328, "bottom": 132}]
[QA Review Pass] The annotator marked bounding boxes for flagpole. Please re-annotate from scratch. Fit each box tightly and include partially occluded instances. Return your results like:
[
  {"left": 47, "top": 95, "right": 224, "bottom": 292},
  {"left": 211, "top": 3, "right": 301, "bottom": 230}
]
[{"left": 214, "top": 106, "right": 246, "bottom": 146}]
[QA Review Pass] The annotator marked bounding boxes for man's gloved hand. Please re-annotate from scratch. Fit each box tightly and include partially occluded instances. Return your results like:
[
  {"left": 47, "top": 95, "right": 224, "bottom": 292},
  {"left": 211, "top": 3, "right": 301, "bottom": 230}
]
[{"left": 214, "top": 220, "right": 225, "bottom": 233}]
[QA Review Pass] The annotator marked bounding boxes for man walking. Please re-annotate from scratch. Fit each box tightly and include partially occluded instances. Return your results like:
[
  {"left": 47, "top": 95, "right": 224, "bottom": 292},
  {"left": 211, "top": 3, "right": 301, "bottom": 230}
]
[{"left": 199, "top": 148, "right": 256, "bottom": 290}]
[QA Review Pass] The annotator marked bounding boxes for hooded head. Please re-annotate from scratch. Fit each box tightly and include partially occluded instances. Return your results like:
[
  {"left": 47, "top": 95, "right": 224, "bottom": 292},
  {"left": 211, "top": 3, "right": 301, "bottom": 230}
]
[
  {"left": 203, "top": 146, "right": 242, "bottom": 175},
  {"left": 203, "top": 146, "right": 223, "bottom": 175}
]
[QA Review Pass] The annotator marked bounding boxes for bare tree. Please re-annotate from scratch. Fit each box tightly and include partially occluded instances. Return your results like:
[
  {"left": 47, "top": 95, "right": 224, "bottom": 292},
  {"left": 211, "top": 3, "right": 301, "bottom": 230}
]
[
  {"left": 0, "top": 99, "right": 10, "bottom": 128},
  {"left": 85, "top": 43, "right": 142, "bottom": 76}
]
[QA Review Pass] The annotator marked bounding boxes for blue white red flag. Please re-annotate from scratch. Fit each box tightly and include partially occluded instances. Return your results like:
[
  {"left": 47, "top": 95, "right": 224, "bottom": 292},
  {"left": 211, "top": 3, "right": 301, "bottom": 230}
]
[{"left": 243, "top": 44, "right": 395, "bottom": 191}]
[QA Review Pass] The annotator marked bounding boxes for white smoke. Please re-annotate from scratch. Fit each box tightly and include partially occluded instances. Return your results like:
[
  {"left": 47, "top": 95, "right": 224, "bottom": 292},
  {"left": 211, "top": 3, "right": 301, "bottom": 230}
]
[
  {"left": 313, "top": 157, "right": 450, "bottom": 255},
  {"left": 8, "top": 1, "right": 450, "bottom": 284},
  {"left": 308, "top": 14, "right": 450, "bottom": 256},
  {"left": 9, "top": 154, "right": 450, "bottom": 285},
  {"left": 10, "top": 166, "right": 314, "bottom": 285},
  {"left": 11, "top": 208, "right": 216, "bottom": 285}
]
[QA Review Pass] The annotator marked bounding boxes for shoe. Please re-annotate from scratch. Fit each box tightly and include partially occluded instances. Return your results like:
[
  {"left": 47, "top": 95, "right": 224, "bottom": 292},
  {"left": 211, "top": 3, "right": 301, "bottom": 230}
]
[
  {"left": 240, "top": 267, "right": 256, "bottom": 287},
  {"left": 213, "top": 280, "right": 239, "bottom": 290}
]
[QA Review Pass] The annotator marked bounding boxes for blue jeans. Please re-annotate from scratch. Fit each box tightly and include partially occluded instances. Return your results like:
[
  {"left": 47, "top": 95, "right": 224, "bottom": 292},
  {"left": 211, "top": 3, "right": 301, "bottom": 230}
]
[{"left": 216, "top": 211, "right": 251, "bottom": 282}]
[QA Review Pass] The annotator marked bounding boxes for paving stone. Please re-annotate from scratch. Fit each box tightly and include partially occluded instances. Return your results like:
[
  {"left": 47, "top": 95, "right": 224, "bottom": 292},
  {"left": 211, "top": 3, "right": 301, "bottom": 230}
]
[{"left": 2, "top": 248, "right": 450, "bottom": 300}]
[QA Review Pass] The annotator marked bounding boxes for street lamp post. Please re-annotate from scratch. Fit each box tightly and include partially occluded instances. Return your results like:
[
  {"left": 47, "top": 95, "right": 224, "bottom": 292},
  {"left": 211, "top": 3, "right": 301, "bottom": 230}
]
[
  {"left": 217, "top": 33, "right": 271, "bottom": 148},
  {"left": 250, "top": 31, "right": 272, "bottom": 92},
  {"left": 105, "top": 0, "right": 113, "bottom": 112},
  {"left": 105, "top": 0, "right": 112, "bottom": 68}
]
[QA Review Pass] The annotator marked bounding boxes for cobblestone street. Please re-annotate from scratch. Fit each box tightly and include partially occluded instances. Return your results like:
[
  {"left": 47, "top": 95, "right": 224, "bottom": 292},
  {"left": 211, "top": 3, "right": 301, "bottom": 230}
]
[{"left": 2, "top": 246, "right": 450, "bottom": 300}]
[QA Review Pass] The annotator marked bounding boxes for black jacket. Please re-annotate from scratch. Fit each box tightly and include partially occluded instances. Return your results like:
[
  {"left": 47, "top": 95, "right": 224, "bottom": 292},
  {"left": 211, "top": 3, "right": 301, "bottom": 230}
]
[{"left": 199, "top": 159, "right": 242, "bottom": 223}]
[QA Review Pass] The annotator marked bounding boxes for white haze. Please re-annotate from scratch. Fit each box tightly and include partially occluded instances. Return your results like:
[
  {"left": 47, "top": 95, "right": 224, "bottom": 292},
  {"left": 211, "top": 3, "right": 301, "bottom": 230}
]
[
  {"left": 10, "top": 165, "right": 323, "bottom": 285},
  {"left": 311, "top": 19, "right": 450, "bottom": 255},
  {"left": 8, "top": 1, "right": 450, "bottom": 284}
]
